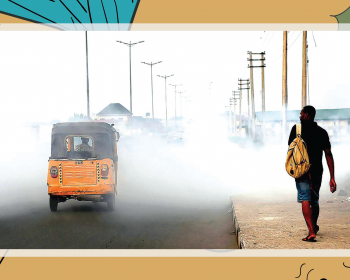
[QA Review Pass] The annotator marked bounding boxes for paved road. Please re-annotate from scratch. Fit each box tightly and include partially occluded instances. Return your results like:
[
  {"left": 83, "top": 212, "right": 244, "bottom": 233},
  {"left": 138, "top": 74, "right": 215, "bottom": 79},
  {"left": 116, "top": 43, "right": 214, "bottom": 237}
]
[{"left": 0, "top": 135, "right": 237, "bottom": 249}]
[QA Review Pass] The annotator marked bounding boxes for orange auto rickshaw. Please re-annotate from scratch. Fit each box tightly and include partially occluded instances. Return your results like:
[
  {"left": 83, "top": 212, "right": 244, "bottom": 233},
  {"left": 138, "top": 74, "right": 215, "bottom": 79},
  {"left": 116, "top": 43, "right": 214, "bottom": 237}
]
[{"left": 47, "top": 122, "right": 119, "bottom": 211}]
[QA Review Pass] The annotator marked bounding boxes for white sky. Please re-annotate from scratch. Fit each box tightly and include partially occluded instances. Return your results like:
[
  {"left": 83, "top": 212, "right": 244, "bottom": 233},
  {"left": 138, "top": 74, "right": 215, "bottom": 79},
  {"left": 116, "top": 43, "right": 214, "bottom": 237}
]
[{"left": 0, "top": 31, "right": 349, "bottom": 123}]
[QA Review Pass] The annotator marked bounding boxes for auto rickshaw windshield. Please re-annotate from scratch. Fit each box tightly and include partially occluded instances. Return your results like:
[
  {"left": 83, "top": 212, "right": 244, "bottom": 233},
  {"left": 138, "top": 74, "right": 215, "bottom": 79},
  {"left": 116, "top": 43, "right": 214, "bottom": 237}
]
[{"left": 50, "top": 133, "right": 113, "bottom": 160}]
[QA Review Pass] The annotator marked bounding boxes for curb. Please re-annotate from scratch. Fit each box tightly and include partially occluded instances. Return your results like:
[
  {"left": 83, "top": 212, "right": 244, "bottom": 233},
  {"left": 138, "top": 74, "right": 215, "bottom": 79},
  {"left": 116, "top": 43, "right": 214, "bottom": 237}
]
[{"left": 231, "top": 199, "right": 246, "bottom": 249}]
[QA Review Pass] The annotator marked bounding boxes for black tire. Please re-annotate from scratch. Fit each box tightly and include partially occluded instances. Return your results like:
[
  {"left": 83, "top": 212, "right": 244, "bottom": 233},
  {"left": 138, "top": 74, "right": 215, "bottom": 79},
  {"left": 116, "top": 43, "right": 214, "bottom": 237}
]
[
  {"left": 50, "top": 195, "right": 58, "bottom": 212},
  {"left": 106, "top": 194, "right": 115, "bottom": 211}
]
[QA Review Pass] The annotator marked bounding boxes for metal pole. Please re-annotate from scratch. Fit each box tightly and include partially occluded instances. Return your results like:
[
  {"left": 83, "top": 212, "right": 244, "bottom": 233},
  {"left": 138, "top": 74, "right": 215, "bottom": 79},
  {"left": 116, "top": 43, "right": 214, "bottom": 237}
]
[
  {"left": 169, "top": 84, "right": 182, "bottom": 132},
  {"left": 85, "top": 31, "right": 90, "bottom": 119},
  {"left": 247, "top": 86, "right": 251, "bottom": 136},
  {"left": 261, "top": 53, "right": 265, "bottom": 126},
  {"left": 302, "top": 31, "right": 307, "bottom": 108},
  {"left": 261, "top": 52, "right": 266, "bottom": 141},
  {"left": 307, "top": 48, "right": 310, "bottom": 105},
  {"left": 178, "top": 91, "right": 186, "bottom": 122},
  {"left": 129, "top": 43, "right": 132, "bottom": 132},
  {"left": 209, "top": 82, "right": 212, "bottom": 98},
  {"left": 175, "top": 89, "right": 177, "bottom": 131},
  {"left": 282, "top": 31, "right": 288, "bottom": 139},
  {"left": 239, "top": 90, "right": 242, "bottom": 135},
  {"left": 249, "top": 52, "right": 256, "bottom": 139},
  {"left": 151, "top": 64, "right": 154, "bottom": 130},
  {"left": 228, "top": 104, "right": 232, "bottom": 136},
  {"left": 116, "top": 40, "right": 144, "bottom": 133},
  {"left": 165, "top": 79, "right": 168, "bottom": 130},
  {"left": 142, "top": 61, "right": 162, "bottom": 132},
  {"left": 233, "top": 100, "right": 236, "bottom": 136},
  {"left": 180, "top": 93, "right": 182, "bottom": 119},
  {"left": 158, "top": 75, "right": 174, "bottom": 132}
]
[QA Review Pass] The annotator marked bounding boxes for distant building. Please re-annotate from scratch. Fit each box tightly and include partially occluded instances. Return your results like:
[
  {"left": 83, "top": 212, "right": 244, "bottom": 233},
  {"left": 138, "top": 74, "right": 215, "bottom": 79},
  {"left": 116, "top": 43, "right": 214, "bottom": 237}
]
[
  {"left": 94, "top": 103, "right": 164, "bottom": 133},
  {"left": 255, "top": 108, "right": 350, "bottom": 139},
  {"left": 95, "top": 103, "right": 131, "bottom": 123}
]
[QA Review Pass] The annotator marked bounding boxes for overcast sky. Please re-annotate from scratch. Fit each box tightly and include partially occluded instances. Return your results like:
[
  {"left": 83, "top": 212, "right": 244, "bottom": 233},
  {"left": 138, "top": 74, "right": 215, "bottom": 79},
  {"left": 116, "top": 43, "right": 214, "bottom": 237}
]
[{"left": 0, "top": 31, "right": 349, "bottom": 124}]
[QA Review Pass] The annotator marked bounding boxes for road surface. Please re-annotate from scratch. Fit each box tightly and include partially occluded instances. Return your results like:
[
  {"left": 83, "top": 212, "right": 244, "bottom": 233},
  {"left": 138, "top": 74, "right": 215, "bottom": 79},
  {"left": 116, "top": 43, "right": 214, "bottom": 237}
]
[{"left": 0, "top": 135, "right": 237, "bottom": 249}]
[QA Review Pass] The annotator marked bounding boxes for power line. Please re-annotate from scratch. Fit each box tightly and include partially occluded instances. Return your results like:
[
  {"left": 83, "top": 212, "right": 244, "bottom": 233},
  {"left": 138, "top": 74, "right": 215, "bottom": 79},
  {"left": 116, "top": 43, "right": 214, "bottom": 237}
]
[
  {"left": 259, "top": 32, "right": 272, "bottom": 50},
  {"left": 263, "top": 31, "right": 276, "bottom": 50},
  {"left": 312, "top": 31, "right": 317, "bottom": 47},
  {"left": 287, "top": 31, "right": 302, "bottom": 50},
  {"left": 269, "top": 32, "right": 303, "bottom": 64},
  {"left": 258, "top": 31, "right": 270, "bottom": 50},
  {"left": 259, "top": 31, "right": 270, "bottom": 48}
]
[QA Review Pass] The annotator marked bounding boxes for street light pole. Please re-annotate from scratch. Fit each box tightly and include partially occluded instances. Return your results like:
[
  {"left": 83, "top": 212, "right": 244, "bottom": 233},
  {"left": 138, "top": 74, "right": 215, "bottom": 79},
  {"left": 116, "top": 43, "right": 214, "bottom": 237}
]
[
  {"left": 178, "top": 91, "right": 187, "bottom": 120},
  {"left": 116, "top": 40, "right": 144, "bottom": 133},
  {"left": 282, "top": 31, "right": 288, "bottom": 140},
  {"left": 158, "top": 74, "right": 174, "bottom": 132},
  {"left": 169, "top": 84, "right": 182, "bottom": 131},
  {"left": 182, "top": 96, "right": 190, "bottom": 119},
  {"left": 209, "top": 81, "right": 213, "bottom": 98},
  {"left": 85, "top": 31, "right": 90, "bottom": 119},
  {"left": 142, "top": 61, "right": 162, "bottom": 131}
]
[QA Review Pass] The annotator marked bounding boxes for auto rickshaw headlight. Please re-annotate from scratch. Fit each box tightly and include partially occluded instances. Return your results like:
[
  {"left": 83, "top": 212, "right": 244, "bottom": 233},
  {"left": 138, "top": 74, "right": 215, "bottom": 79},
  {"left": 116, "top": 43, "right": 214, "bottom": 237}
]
[
  {"left": 50, "top": 166, "right": 58, "bottom": 178},
  {"left": 101, "top": 164, "right": 109, "bottom": 176}
]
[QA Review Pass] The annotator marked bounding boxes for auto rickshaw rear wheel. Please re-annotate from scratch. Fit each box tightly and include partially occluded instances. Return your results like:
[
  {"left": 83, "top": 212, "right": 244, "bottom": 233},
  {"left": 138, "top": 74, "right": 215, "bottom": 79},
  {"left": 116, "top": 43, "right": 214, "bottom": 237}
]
[
  {"left": 106, "top": 194, "right": 115, "bottom": 211},
  {"left": 49, "top": 195, "right": 58, "bottom": 212}
]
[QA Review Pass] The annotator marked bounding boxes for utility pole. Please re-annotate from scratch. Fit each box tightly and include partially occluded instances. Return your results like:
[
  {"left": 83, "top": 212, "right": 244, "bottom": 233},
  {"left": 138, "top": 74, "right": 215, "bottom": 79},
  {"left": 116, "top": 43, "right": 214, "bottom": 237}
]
[
  {"left": 169, "top": 84, "right": 182, "bottom": 132},
  {"left": 116, "top": 40, "right": 144, "bottom": 133},
  {"left": 85, "top": 31, "right": 90, "bottom": 119},
  {"left": 182, "top": 96, "right": 190, "bottom": 119},
  {"left": 248, "top": 51, "right": 266, "bottom": 140},
  {"left": 238, "top": 78, "right": 251, "bottom": 137},
  {"left": 282, "top": 31, "right": 288, "bottom": 139},
  {"left": 302, "top": 31, "right": 307, "bottom": 108},
  {"left": 232, "top": 91, "right": 242, "bottom": 135},
  {"left": 225, "top": 105, "right": 231, "bottom": 135},
  {"left": 158, "top": 74, "right": 174, "bottom": 132},
  {"left": 230, "top": 97, "right": 238, "bottom": 136},
  {"left": 178, "top": 91, "right": 187, "bottom": 120},
  {"left": 141, "top": 61, "right": 162, "bottom": 132},
  {"left": 209, "top": 81, "right": 213, "bottom": 98},
  {"left": 261, "top": 52, "right": 266, "bottom": 126},
  {"left": 307, "top": 47, "right": 310, "bottom": 105}
]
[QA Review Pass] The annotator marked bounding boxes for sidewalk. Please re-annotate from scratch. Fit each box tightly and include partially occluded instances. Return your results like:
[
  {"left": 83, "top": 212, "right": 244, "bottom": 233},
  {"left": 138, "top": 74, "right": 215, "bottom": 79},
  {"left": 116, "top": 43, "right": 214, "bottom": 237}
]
[{"left": 230, "top": 192, "right": 350, "bottom": 249}]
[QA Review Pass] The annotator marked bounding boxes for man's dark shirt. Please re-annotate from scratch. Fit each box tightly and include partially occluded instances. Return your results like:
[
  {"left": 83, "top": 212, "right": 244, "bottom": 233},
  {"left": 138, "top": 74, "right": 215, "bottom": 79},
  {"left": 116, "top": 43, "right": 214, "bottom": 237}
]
[{"left": 288, "top": 121, "right": 331, "bottom": 177}]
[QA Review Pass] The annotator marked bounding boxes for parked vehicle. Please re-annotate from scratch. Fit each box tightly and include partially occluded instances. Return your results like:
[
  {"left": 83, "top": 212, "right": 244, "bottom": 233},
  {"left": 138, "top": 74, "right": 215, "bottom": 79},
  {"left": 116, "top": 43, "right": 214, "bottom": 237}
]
[{"left": 47, "top": 122, "right": 119, "bottom": 211}]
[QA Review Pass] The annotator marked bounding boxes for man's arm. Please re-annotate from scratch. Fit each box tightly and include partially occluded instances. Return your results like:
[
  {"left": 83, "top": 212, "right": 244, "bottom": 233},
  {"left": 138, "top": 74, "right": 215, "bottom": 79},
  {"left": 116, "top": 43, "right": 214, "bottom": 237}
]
[{"left": 324, "top": 148, "right": 336, "bottom": 193}]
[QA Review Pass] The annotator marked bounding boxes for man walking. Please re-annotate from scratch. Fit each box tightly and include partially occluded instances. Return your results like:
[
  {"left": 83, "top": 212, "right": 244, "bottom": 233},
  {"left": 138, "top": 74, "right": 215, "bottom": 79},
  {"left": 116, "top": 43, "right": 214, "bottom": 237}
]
[{"left": 288, "top": 106, "right": 336, "bottom": 242}]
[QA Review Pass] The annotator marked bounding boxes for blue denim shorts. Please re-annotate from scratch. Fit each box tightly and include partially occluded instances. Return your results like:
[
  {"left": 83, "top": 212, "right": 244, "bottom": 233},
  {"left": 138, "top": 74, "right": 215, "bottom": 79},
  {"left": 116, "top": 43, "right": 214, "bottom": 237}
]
[{"left": 295, "top": 175, "right": 322, "bottom": 204}]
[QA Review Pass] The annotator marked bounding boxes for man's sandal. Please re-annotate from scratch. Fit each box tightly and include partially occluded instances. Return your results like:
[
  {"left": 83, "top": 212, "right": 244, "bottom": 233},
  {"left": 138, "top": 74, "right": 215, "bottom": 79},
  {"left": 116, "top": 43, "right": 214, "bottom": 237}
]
[{"left": 302, "top": 235, "right": 317, "bottom": 242}]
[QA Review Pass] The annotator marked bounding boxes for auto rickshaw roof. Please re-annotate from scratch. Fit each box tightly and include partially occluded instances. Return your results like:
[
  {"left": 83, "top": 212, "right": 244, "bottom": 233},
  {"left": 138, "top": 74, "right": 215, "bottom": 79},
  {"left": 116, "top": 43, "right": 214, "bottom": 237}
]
[{"left": 52, "top": 122, "right": 116, "bottom": 135}]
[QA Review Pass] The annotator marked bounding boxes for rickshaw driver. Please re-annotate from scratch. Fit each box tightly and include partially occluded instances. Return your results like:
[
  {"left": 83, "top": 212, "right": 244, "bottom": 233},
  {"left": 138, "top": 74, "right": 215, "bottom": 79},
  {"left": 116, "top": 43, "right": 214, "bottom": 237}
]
[{"left": 75, "top": 137, "right": 93, "bottom": 152}]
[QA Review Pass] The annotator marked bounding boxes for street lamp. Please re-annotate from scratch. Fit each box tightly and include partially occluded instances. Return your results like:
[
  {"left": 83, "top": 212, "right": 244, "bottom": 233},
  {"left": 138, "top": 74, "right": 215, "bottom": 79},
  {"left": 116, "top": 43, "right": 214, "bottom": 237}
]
[
  {"left": 182, "top": 96, "right": 191, "bottom": 118},
  {"left": 85, "top": 31, "right": 90, "bottom": 119},
  {"left": 177, "top": 91, "right": 187, "bottom": 120},
  {"left": 169, "top": 84, "right": 182, "bottom": 131},
  {"left": 157, "top": 74, "right": 174, "bottom": 132},
  {"left": 209, "top": 81, "right": 213, "bottom": 98},
  {"left": 141, "top": 61, "right": 162, "bottom": 132},
  {"left": 116, "top": 40, "right": 144, "bottom": 133}
]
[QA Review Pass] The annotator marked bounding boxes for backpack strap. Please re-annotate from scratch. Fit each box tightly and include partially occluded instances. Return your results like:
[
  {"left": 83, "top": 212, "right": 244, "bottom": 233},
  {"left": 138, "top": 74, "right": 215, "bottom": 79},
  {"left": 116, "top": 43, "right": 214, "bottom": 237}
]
[{"left": 296, "top": 124, "right": 301, "bottom": 137}]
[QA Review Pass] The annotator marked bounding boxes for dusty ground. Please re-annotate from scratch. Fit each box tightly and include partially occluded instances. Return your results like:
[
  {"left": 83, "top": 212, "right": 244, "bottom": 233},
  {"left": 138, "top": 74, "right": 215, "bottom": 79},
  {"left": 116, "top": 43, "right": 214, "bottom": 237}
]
[{"left": 231, "top": 192, "right": 350, "bottom": 249}]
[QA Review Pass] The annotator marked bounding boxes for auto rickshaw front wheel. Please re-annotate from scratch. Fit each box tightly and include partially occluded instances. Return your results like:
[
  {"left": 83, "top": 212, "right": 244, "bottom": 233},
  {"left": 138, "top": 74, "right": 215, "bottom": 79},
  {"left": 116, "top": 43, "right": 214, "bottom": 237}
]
[
  {"left": 49, "top": 195, "right": 58, "bottom": 212},
  {"left": 106, "top": 194, "right": 115, "bottom": 211}
]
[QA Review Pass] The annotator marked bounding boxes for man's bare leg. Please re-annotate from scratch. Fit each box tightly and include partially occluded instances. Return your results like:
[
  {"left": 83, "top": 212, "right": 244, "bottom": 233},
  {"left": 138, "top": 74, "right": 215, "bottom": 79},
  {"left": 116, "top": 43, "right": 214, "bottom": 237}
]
[
  {"left": 311, "top": 203, "right": 320, "bottom": 234},
  {"left": 301, "top": 201, "right": 316, "bottom": 238}
]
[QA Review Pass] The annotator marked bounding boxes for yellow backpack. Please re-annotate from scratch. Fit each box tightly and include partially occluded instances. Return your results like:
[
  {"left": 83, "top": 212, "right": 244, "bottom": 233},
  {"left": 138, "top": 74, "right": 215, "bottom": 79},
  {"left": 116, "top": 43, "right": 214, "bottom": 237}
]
[{"left": 285, "top": 124, "right": 311, "bottom": 178}]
